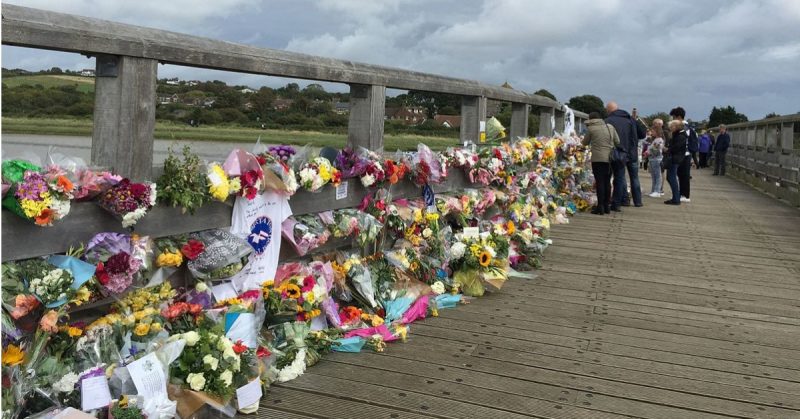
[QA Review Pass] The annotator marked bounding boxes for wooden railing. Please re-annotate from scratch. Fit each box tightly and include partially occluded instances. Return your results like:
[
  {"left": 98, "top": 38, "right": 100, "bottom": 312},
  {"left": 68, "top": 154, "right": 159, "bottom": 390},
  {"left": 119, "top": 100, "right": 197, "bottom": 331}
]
[
  {"left": 1, "top": 4, "right": 586, "bottom": 261},
  {"left": 713, "top": 113, "right": 800, "bottom": 206}
]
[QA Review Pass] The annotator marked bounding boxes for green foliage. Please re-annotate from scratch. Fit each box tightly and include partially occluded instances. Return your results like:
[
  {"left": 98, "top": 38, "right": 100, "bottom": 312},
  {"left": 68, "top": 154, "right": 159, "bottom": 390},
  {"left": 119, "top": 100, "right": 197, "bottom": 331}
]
[
  {"left": 533, "top": 88, "right": 557, "bottom": 101},
  {"left": 157, "top": 146, "right": 209, "bottom": 214},
  {"left": 764, "top": 112, "right": 780, "bottom": 119},
  {"left": 708, "top": 105, "right": 748, "bottom": 127},
  {"left": 567, "top": 94, "right": 605, "bottom": 116}
]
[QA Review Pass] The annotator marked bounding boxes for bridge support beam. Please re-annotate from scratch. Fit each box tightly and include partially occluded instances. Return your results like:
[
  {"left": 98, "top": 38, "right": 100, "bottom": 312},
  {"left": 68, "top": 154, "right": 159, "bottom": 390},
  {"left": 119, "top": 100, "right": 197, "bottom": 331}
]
[
  {"left": 538, "top": 107, "right": 554, "bottom": 137},
  {"left": 554, "top": 108, "right": 565, "bottom": 136},
  {"left": 91, "top": 54, "right": 157, "bottom": 180},
  {"left": 509, "top": 102, "right": 530, "bottom": 140},
  {"left": 348, "top": 84, "right": 386, "bottom": 152},
  {"left": 460, "top": 96, "right": 487, "bottom": 144}
]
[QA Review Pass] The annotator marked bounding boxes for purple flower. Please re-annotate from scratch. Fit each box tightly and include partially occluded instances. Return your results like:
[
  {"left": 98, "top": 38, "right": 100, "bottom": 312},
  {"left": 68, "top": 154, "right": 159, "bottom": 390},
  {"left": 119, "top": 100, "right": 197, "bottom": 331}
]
[{"left": 14, "top": 171, "right": 49, "bottom": 201}]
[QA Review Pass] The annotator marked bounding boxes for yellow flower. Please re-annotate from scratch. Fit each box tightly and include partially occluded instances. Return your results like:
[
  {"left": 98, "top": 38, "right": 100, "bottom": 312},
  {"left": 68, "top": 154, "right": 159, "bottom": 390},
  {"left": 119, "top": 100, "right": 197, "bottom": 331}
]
[
  {"left": 2, "top": 344, "right": 25, "bottom": 366},
  {"left": 156, "top": 251, "right": 183, "bottom": 268},
  {"left": 371, "top": 315, "right": 385, "bottom": 327},
  {"left": 20, "top": 197, "right": 51, "bottom": 219},
  {"left": 151, "top": 323, "right": 163, "bottom": 333},
  {"left": 207, "top": 163, "right": 231, "bottom": 201},
  {"left": 470, "top": 244, "right": 482, "bottom": 258},
  {"left": 66, "top": 326, "right": 83, "bottom": 337},
  {"left": 133, "top": 323, "right": 151, "bottom": 336},
  {"left": 479, "top": 251, "right": 492, "bottom": 267},
  {"left": 123, "top": 314, "right": 136, "bottom": 326},
  {"left": 413, "top": 209, "right": 423, "bottom": 223},
  {"left": 425, "top": 212, "right": 439, "bottom": 223},
  {"left": 305, "top": 291, "right": 316, "bottom": 304},
  {"left": 395, "top": 325, "right": 408, "bottom": 343},
  {"left": 318, "top": 163, "right": 331, "bottom": 182},
  {"left": 70, "top": 286, "right": 91, "bottom": 306}
]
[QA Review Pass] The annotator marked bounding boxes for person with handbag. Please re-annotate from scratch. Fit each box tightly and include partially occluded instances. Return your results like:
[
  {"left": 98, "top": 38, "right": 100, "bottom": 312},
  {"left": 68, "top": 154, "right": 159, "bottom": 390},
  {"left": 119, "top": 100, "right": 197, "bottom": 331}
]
[
  {"left": 664, "top": 119, "right": 687, "bottom": 205},
  {"left": 582, "top": 112, "right": 621, "bottom": 215}
]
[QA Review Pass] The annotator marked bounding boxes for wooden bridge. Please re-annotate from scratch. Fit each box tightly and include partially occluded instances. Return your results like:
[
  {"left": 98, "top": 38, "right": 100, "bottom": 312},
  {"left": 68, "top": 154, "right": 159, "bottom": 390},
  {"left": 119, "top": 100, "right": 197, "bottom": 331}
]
[
  {"left": 263, "top": 170, "right": 800, "bottom": 419},
  {"left": 3, "top": 5, "right": 800, "bottom": 419}
]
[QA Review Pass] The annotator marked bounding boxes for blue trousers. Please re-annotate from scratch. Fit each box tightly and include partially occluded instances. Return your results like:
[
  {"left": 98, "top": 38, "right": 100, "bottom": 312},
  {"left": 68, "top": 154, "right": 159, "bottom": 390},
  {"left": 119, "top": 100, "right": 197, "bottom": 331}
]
[
  {"left": 667, "top": 162, "right": 681, "bottom": 203},
  {"left": 612, "top": 160, "right": 643, "bottom": 206}
]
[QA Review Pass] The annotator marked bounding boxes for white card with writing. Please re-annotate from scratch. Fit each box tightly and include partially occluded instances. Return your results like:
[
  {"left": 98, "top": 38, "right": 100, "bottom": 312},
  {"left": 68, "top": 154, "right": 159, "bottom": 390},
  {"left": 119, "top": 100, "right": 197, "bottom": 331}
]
[
  {"left": 211, "top": 282, "right": 238, "bottom": 301},
  {"left": 335, "top": 181, "right": 348, "bottom": 200},
  {"left": 462, "top": 227, "right": 480, "bottom": 239},
  {"left": 236, "top": 379, "right": 263, "bottom": 409},
  {"left": 127, "top": 352, "right": 167, "bottom": 399},
  {"left": 81, "top": 375, "right": 112, "bottom": 411}
]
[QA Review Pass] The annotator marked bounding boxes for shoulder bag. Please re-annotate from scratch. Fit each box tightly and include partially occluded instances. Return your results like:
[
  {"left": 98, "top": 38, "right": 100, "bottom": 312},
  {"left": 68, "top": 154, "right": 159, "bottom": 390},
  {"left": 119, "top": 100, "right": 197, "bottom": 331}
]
[{"left": 607, "top": 124, "right": 628, "bottom": 166}]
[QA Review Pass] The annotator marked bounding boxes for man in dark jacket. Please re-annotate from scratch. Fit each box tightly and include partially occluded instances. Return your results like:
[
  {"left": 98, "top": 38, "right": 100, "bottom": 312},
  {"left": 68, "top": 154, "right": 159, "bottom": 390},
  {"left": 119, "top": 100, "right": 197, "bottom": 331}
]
[
  {"left": 605, "top": 101, "right": 646, "bottom": 209},
  {"left": 713, "top": 124, "right": 730, "bottom": 176},
  {"left": 669, "top": 106, "right": 695, "bottom": 202}
]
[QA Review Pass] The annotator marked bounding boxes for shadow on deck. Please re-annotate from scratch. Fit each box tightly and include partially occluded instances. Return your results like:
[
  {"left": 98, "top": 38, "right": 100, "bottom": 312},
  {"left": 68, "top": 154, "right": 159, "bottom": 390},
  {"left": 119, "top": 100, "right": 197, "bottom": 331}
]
[{"left": 259, "top": 169, "right": 800, "bottom": 419}]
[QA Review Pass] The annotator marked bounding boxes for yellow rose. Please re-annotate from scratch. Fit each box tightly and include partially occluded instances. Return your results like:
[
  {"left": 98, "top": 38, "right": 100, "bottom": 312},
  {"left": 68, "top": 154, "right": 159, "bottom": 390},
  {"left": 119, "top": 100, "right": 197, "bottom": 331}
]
[
  {"left": 151, "top": 323, "right": 163, "bottom": 333},
  {"left": 133, "top": 323, "right": 150, "bottom": 336}
]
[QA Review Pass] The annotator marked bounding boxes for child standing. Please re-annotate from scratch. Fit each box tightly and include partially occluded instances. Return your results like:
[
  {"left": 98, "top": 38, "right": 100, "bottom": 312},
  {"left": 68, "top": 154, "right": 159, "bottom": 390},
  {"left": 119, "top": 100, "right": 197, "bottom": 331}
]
[{"left": 648, "top": 134, "right": 664, "bottom": 198}]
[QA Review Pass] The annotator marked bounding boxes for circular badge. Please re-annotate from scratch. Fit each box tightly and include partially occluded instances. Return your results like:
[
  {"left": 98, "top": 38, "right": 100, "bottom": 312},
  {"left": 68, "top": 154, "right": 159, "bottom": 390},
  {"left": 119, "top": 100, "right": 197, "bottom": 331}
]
[{"left": 247, "top": 216, "right": 273, "bottom": 255}]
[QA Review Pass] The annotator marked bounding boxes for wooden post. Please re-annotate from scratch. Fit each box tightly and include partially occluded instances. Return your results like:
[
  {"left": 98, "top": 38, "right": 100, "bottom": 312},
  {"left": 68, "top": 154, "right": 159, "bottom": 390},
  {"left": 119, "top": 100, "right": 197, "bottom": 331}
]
[
  {"left": 509, "top": 102, "right": 530, "bottom": 140},
  {"left": 91, "top": 54, "right": 157, "bottom": 180},
  {"left": 460, "top": 96, "right": 487, "bottom": 144},
  {"left": 348, "top": 84, "right": 386, "bottom": 151},
  {"left": 554, "top": 109, "right": 565, "bottom": 135},
  {"left": 781, "top": 122, "right": 794, "bottom": 152},
  {"left": 538, "top": 107, "right": 554, "bottom": 137}
]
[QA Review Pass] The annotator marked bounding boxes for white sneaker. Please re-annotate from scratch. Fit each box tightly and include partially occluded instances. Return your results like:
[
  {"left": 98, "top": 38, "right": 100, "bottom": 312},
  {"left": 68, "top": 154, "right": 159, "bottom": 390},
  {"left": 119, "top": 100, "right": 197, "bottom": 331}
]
[
  {"left": 680, "top": 197, "right": 691, "bottom": 203},
  {"left": 659, "top": 193, "right": 665, "bottom": 197},
  {"left": 649, "top": 192, "right": 660, "bottom": 198}
]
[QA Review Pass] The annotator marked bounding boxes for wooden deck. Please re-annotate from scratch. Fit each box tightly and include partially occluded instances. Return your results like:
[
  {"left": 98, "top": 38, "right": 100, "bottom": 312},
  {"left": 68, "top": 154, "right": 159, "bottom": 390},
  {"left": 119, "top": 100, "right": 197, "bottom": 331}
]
[{"left": 259, "top": 169, "right": 800, "bottom": 419}]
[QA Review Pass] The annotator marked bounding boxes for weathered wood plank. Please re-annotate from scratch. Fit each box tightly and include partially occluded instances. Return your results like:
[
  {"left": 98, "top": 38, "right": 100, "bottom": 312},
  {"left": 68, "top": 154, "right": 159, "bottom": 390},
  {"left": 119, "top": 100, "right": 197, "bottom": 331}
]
[
  {"left": 509, "top": 102, "right": 530, "bottom": 140},
  {"left": 460, "top": 96, "right": 487, "bottom": 144},
  {"left": 263, "top": 386, "right": 433, "bottom": 418},
  {"left": 347, "top": 84, "right": 386, "bottom": 152}
]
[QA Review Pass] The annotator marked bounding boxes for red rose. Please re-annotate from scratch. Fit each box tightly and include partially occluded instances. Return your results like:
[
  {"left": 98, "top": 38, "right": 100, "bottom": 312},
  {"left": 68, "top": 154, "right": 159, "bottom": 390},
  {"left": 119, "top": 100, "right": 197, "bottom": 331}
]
[
  {"left": 188, "top": 303, "right": 203, "bottom": 316},
  {"left": 256, "top": 155, "right": 267, "bottom": 166},
  {"left": 95, "top": 262, "right": 109, "bottom": 285},
  {"left": 232, "top": 340, "right": 248, "bottom": 355},
  {"left": 129, "top": 182, "right": 148, "bottom": 198},
  {"left": 256, "top": 346, "right": 271, "bottom": 358},
  {"left": 181, "top": 239, "right": 205, "bottom": 260}
]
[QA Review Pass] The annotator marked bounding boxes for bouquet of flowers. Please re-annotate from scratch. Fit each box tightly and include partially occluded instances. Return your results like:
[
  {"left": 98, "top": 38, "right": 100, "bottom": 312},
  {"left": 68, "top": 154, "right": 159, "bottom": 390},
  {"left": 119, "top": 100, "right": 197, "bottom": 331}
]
[
  {"left": 329, "top": 209, "right": 383, "bottom": 248},
  {"left": 2, "top": 161, "right": 73, "bottom": 226},
  {"left": 297, "top": 157, "right": 340, "bottom": 192},
  {"left": 383, "top": 158, "right": 408, "bottom": 185},
  {"left": 207, "top": 162, "right": 238, "bottom": 202},
  {"left": 360, "top": 159, "right": 386, "bottom": 188},
  {"left": 256, "top": 151, "right": 299, "bottom": 196},
  {"left": 97, "top": 179, "right": 157, "bottom": 228},
  {"left": 223, "top": 149, "right": 264, "bottom": 200},
  {"left": 281, "top": 214, "right": 331, "bottom": 256},
  {"left": 72, "top": 168, "right": 121, "bottom": 201},
  {"left": 268, "top": 145, "right": 296, "bottom": 163},
  {"left": 334, "top": 147, "right": 368, "bottom": 179},
  {"left": 84, "top": 232, "right": 149, "bottom": 294},
  {"left": 409, "top": 144, "right": 442, "bottom": 186},
  {"left": 157, "top": 146, "right": 209, "bottom": 215},
  {"left": 264, "top": 264, "right": 328, "bottom": 323}
]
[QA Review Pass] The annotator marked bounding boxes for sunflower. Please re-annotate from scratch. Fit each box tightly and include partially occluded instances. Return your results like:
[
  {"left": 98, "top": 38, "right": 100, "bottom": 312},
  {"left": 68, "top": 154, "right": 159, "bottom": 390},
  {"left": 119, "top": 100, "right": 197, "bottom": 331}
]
[
  {"left": 284, "top": 284, "right": 302, "bottom": 299},
  {"left": 479, "top": 251, "right": 492, "bottom": 267}
]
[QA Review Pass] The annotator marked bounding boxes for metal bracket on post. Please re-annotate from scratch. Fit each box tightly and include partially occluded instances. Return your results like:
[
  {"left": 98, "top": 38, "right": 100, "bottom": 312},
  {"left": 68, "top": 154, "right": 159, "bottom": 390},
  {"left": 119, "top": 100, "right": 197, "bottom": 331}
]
[
  {"left": 91, "top": 54, "right": 157, "bottom": 180},
  {"left": 347, "top": 84, "right": 386, "bottom": 152}
]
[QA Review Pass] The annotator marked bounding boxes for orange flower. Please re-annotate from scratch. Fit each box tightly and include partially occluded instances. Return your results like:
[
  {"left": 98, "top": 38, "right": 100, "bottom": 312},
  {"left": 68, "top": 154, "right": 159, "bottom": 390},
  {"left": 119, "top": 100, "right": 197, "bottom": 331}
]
[
  {"left": 506, "top": 221, "right": 516, "bottom": 235},
  {"left": 39, "top": 310, "right": 59, "bottom": 333},
  {"left": 34, "top": 208, "right": 55, "bottom": 226},
  {"left": 11, "top": 294, "right": 40, "bottom": 320},
  {"left": 57, "top": 176, "right": 74, "bottom": 193}
]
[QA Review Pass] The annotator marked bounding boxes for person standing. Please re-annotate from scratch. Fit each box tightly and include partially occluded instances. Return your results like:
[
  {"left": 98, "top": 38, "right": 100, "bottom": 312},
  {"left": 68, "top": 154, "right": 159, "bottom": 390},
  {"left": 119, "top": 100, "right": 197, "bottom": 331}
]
[
  {"left": 606, "top": 101, "right": 646, "bottom": 210},
  {"left": 698, "top": 131, "right": 712, "bottom": 168},
  {"left": 669, "top": 107, "right": 695, "bottom": 203},
  {"left": 582, "top": 112, "right": 620, "bottom": 215},
  {"left": 665, "top": 120, "right": 687, "bottom": 205},
  {"left": 713, "top": 124, "right": 730, "bottom": 176},
  {"left": 647, "top": 129, "right": 665, "bottom": 198}
]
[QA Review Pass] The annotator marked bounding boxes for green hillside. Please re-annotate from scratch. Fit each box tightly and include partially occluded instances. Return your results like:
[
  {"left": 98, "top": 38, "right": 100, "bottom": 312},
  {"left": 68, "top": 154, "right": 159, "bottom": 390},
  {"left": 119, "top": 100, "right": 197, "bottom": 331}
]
[{"left": 2, "top": 74, "right": 95, "bottom": 93}]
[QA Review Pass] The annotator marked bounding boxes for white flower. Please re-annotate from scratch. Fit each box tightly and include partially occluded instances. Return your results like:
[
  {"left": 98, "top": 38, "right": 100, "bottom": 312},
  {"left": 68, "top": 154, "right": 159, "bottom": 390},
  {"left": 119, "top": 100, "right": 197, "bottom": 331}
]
[
  {"left": 203, "top": 354, "right": 219, "bottom": 371},
  {"left": 360, "top": 173, "right": 375, "bottom": 187},
  {"left": 219, "top": 369, "right": 233, "bottom": 387},
  {"left": 217, "top": 336, "right": 233, "bottom": 352},
  {"left": 422, "top": 228, "right": 432, "bottom": 238},
  {"left": 186, "top": 372, "right": 206, "bottom": 391},
  {"left": 52, "top": 372, "right": 79, "bottom": 393},
  {"left": 195, "top": 282, "right": 208, "bottom": 292},
  {"left": 486, "top": 246, "right": 497, "bottom": 258},
  {"left": 276, "top": 348, "right": 307, "bottom": 382},
  {"left": 148, "top": 183, "right": 158, "bottom": 206},
  {"left": 449, "top": 242, "right": 466, "bottom": 259},
  {"left": 50, "top": 199, "right": 71, "bottom": 220},
  {"left": 182, "top": 331, "right": 200, "bottom": 346},
  {"left": 430, "top": 281, "right": 445, "bottom": 295},
  {"left": 223, "top": 347, "right": 238, "bottom": 362}
]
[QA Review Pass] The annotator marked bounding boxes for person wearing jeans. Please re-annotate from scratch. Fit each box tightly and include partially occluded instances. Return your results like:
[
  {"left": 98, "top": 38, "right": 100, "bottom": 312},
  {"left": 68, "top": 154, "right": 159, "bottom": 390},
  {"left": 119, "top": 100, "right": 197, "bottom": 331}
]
[
  {"left": 713, "top": 124, "right": 730, "bottom": 176},
  {"left": 647, "top": 134, "right": 664, "bottom": 197},
  {"left": 582, "top": 112, "right": 620, "bottom": 215},
  {"left": 665, "top": 120, "right": 687, "bottom": 205},
  {"left": 605, "top": 102, "right": 646, "bottom": 209}
]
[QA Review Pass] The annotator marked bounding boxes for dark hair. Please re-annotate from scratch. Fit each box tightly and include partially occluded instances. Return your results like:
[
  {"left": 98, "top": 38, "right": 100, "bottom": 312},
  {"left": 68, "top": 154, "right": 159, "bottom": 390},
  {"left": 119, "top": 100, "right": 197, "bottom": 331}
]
[
  {"left": 588, "top": 112, "right": 601, "bottom": 119},
  {"left": 669, "top": 107, "right": 686, "bottom": 119}
]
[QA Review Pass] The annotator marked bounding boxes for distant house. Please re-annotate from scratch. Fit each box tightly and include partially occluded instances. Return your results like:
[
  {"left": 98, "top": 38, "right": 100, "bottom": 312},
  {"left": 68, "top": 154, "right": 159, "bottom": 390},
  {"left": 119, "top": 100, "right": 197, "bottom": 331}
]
[
  {"left": 80, "top": 69, "right": 95, "bottom": 77},
  {"left": 334, "top": 102, "right": 350, "bottom": 115},
  {"left": 157, "top": 93, "right": 180, "bottom": 105},
  {"left": 165, "top": 78, "right": 180, "bottom": 86},
  {"left": 385, "top": 106, "right": 427, "bottom": 125},
  {"left": 240, "top": 87, "right": 255, "bottom": 94},
  {"left": 203, "top": 98, "right": 216, "bottom": 107},
  {"left": 434, "top": 115, "right": 461, "bottom": 129},
  {"left": 273, "top": 98, "right": 294, "bottom": 111},
  {"left": 243, "top": 102, "right": 254, "bottom": 110},
  {"left": 187, "top": 80, "right": 200, "bottom": 87}
]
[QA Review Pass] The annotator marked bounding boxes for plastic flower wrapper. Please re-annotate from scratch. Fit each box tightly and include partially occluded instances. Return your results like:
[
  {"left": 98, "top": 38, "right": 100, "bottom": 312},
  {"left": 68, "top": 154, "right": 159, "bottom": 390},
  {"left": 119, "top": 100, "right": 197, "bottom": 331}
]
[
  {"left": 338, "top": 254, "right": 377, "bottom": 309},
  {"left": 485, "top": 116, "right": 507, "bottom": 142},
  {"left": 84, "top": 232, "right": 145, "bottom": 295},
  {"left": 281, "top": 213, "right": 330, "bottom": 256},
  {"left": 333, "top": 147, "right": 369, "bottom": 179},
  {"left": 331, "top": 336, "right": 366, "bottom": 353},
  {"left": 410, "top": 144, "right": 442, "bottom": 186},
  {"left": 265, "top": 263, "right": 327, "bottom": 324},
  {"left": 186, "top": 229, "right": 252, "bottom": 281},
  {"left": 222, "top": 148, "right": 264, "bottom": 200}
]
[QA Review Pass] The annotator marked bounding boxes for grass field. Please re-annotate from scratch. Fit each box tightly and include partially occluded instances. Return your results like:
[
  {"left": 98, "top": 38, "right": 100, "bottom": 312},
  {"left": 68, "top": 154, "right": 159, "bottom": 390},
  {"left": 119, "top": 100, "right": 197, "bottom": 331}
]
[
  {"left": 2, "top": 74, "right": 95, "bottom": 93},
  {"left": 1, "top": 117, "right": 458, "bottom": 150}
]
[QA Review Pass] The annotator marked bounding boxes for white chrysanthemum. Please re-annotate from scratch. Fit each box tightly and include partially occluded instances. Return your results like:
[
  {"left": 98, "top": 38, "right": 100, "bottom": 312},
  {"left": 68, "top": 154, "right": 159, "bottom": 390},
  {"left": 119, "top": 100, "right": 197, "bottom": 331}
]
[
  {"left": 449, "top": 242, "right": 466, "bottom": 259},
  {"left": 50, "top": 199, "right": 71, "bottom": 220},
  {"left": 360, "top": 173, "right": 375, "bottom": 187},
  {"left": 430, "top": 281, "right": 445, "bottom": 295},
  {"left": 276, "top": 348, "right": 307, "bottom": 382},
  {"left": 52, "top": 372, "right": 79, "bottom": 393}
]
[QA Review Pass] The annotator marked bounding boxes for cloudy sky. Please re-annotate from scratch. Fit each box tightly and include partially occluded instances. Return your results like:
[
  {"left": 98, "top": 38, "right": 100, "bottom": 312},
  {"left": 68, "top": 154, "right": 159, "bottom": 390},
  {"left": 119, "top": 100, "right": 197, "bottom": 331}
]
[{"left": 3, "top": 0, "right": 799, "bottom": 120}]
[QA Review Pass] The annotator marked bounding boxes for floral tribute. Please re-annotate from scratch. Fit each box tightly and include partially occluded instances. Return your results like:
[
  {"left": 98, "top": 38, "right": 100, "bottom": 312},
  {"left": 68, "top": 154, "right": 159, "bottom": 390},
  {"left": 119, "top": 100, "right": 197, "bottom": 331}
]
[{"left": 97, "top": 179, "right": 157, "bottom": 228}]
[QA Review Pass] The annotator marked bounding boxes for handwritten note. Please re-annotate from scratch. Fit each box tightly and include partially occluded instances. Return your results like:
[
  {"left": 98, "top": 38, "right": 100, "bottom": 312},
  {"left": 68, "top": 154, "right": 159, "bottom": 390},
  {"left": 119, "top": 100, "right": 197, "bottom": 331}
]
[
  {"left": 127, "top": 352, "right": 167, "bottom": 399},
  {"left": 81, "top": 375, "right": 112, "bottom": 411},
  {"left": 335, "top": 181, "right": 348, "bottom": 200},
  {"left": 236, "top": 379, "right": 263, "bottom": 409}
]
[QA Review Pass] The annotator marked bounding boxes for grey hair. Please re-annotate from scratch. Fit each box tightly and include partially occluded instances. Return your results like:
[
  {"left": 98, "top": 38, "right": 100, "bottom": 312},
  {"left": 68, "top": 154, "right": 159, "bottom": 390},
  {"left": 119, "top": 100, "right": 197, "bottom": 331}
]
[
  {"left": 719, "top": 124, "right": 727, "bottom": 129},
  {"left": 668, "top": 120, "right": 683, "bottom": 131}
]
